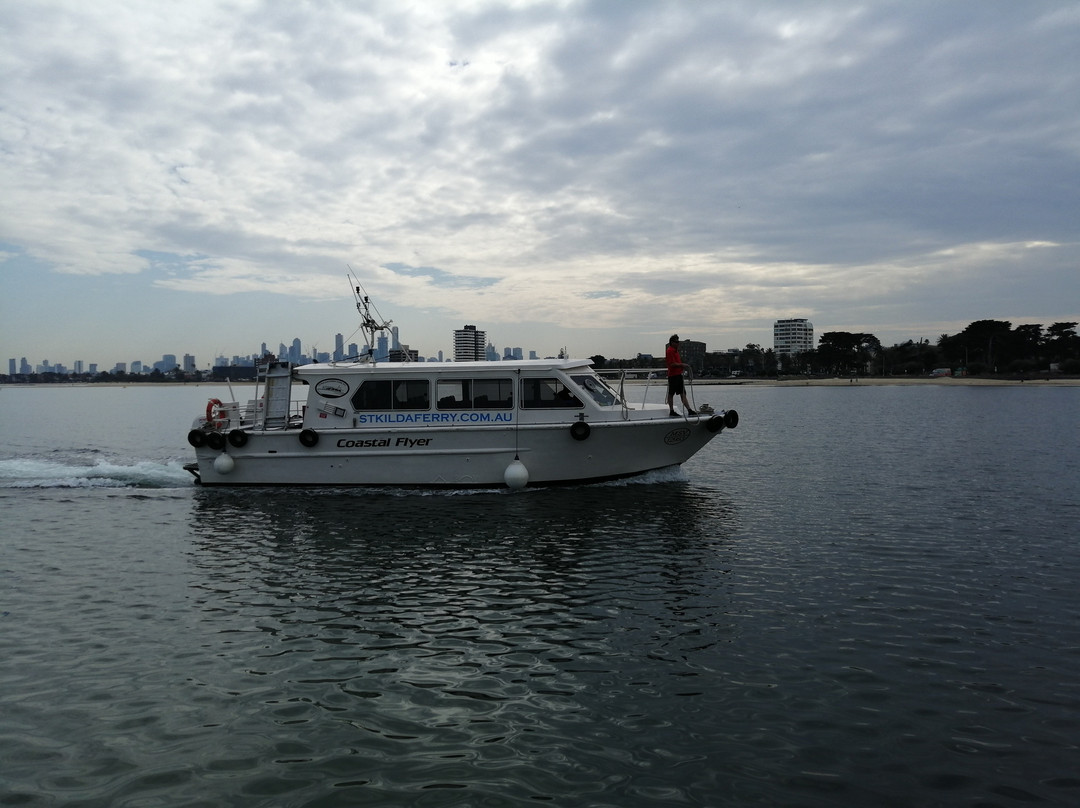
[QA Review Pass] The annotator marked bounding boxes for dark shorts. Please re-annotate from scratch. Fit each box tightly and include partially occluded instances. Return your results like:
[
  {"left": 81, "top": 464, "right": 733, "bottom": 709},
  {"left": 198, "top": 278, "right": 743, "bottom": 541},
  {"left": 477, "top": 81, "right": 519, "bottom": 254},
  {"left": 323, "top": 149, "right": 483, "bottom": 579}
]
[{"left": 667, "top": 374, "right": 685, "bottom": 395}]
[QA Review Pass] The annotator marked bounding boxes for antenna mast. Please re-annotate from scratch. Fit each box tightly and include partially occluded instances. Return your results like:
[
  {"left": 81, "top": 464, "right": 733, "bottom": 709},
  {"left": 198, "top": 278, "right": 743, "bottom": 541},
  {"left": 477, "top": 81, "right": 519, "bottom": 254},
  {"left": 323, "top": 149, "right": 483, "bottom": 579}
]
[{"left": 347, "top": 270, "right": 397, "bottom": 362}]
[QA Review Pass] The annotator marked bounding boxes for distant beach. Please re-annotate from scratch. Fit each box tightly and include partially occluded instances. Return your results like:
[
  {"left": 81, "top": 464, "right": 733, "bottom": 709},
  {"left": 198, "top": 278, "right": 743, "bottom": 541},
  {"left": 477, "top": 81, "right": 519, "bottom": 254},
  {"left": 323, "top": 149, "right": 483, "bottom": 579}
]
[{"left": 701, "top": 375, "right": 1080, "bottom": 386}]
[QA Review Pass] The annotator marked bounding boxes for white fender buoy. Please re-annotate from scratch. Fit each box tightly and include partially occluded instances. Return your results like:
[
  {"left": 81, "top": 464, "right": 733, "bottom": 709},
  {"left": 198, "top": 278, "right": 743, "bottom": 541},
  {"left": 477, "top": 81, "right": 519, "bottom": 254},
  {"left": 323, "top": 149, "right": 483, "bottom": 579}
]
[
  {"left": 213, "top": 453, "right": 235, "bottom": 475},
  {"left": 504, "top": 458, "right": 529, "bottom": 490}
]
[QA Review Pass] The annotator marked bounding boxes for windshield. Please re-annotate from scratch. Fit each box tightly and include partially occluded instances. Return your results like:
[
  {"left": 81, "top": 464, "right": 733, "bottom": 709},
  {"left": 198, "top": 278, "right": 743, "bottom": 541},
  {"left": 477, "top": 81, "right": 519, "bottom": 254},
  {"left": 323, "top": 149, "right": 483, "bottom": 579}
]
[{"left": 570, "top": 374, "right": 620, "bottom": 407}]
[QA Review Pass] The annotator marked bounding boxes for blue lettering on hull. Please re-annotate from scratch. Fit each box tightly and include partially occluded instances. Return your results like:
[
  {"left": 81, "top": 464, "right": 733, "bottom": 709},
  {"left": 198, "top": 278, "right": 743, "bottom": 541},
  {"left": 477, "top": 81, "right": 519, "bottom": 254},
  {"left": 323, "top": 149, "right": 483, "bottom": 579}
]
[{"left": 354, "top": 412, "right": 512, "bottom": 425}]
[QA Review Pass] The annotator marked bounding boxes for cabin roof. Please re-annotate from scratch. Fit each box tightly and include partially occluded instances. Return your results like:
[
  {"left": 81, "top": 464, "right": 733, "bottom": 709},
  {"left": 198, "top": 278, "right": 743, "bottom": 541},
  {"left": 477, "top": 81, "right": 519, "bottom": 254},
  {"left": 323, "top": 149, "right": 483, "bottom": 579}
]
[{"left": 293, "top": 357, "right": 595, "bottom": 377}]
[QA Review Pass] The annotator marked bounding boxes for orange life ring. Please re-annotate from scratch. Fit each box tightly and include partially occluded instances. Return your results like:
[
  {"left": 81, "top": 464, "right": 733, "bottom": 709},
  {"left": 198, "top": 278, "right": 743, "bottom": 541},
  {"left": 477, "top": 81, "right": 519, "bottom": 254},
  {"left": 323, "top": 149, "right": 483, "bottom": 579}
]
[{"left": 206, "top": 398, "right": 225, "bottom": 428}]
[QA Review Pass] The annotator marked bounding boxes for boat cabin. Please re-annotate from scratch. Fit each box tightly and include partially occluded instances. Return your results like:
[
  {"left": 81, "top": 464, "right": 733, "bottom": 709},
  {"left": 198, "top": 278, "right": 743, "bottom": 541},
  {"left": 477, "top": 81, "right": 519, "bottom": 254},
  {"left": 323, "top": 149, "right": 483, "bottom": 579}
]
[{"left": 282, "top": 358, "right": 626, "bottom": 431}]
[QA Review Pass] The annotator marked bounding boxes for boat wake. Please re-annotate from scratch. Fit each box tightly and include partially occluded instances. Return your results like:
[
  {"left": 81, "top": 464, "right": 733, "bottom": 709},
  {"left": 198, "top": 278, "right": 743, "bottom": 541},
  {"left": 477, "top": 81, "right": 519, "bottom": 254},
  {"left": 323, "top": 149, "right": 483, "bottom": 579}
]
[
  {"left": 595, "top": 464, "right": 688, "bottom": 487},
  {"left": 0, "top": 452, "right": 688, "bottom": 492},
  {"left": 0, "top": 455, "right": 194, "bottom": 489}
]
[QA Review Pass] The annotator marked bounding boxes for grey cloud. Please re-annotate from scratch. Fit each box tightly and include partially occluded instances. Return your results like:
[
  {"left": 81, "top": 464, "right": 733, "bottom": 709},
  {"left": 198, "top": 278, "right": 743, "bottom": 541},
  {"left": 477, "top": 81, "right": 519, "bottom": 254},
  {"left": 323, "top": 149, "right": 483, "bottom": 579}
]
[{"left": 383, "top": 262, "right": 497, "bottom": 289}]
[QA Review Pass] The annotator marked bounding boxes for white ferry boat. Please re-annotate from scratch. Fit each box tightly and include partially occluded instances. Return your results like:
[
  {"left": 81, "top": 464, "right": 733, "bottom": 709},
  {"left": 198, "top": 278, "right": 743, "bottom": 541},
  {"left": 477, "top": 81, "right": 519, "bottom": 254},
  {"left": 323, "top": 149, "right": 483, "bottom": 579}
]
[{"left": 184, "top": 291, "right": 738, "bottom": 488}]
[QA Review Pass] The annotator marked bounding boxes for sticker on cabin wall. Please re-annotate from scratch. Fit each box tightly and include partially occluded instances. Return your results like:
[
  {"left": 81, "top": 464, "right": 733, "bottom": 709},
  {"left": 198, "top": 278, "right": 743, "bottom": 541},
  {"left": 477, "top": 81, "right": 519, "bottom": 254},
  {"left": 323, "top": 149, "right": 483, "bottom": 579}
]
[
  {"left": 664, "top": 428, "right": 691, "bottom": 445},
  {"left": 315, "top": 378, "right": 350, "bottom": 398}
]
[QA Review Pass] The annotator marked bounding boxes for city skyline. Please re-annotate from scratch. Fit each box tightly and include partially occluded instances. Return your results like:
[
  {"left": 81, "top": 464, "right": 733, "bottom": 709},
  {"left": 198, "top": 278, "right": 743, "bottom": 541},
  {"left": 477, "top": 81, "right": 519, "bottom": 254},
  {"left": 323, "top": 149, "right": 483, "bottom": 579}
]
[
  {"left": 5, "top": 327, "right": 555, "bottom": 376},
  {"left": 10, "top": 306, "right": 816, "bottom": 375},
  {"left": 6, "top": 309, "right": 771, "bottom": 375},
  {"left": 9, "top": 316, "right": 1078, "bottom": 379},
  {"left": 11, "top": 313, "right": 1078, "bottom": 377}
]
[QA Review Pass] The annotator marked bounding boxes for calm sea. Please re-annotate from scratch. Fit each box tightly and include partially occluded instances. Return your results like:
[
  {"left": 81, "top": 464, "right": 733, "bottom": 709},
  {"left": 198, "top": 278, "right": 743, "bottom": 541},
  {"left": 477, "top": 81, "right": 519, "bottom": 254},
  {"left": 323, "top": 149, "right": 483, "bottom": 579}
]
[{"left": 1, "top": 382, "right": 1078, "bottom": 807}]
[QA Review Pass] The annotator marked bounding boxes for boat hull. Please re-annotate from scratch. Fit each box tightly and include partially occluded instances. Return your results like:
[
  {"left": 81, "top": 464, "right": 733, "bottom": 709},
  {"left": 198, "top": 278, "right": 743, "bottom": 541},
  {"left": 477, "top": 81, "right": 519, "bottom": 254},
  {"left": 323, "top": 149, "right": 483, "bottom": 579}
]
[{"left": 189, "top": 418, "right": 719, "bottom": 487}]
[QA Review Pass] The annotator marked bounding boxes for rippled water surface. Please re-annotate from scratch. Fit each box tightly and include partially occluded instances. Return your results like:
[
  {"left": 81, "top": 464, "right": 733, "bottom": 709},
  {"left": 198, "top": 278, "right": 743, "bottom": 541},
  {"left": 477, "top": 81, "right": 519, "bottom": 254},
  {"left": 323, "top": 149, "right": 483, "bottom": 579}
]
[{"left": 1, "top": 383, "right": 1078, "bottom": 806}]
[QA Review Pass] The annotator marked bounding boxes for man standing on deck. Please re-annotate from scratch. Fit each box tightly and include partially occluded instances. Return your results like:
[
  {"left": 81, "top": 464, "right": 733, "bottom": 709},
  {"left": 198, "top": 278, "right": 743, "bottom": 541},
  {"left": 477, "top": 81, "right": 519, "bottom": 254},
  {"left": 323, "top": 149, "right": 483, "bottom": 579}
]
[{"left": 665, "top": 334, "right": 697, "bottom": 417}]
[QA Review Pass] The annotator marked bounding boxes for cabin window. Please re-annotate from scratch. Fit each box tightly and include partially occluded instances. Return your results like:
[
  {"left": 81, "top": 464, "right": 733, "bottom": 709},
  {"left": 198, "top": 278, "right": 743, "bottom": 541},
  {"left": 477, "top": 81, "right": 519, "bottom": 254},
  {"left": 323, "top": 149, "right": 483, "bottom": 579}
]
[
  {"left": 520, "top": 378, "right": 583, "bottom": 409},
  {"left": 472, "top": 378, "right": 513, "bottom": 409},
  {"left": 394, "top": 380, "right": 430, "bottom": 410},
  {"left": 437, "top": 378, "right": 513, "bottom": 409},
  {"left": 437, "top": 379, "right": 470, "bottom": 409},
  {"left": 570, "top": 374, "right": 619, "bottom": 406},
  {"left": 351, "top": 379, "right": 430, "bottom": 410},
  {"left": 351, "top": 380, "right": 391, "bottom": 410}
]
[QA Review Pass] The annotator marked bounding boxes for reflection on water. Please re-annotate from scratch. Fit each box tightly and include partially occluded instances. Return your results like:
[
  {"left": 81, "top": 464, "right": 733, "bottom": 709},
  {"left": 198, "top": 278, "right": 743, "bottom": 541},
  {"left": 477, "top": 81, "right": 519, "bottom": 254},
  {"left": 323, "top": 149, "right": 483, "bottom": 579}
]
[{"left": 178, "top": 483, "right": 743, "bottom": 804}]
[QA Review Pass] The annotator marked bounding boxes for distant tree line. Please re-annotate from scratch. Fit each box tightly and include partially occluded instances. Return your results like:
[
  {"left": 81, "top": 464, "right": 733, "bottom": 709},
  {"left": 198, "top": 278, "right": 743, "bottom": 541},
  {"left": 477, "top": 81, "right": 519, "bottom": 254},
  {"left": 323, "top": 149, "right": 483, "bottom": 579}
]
[{"left": 593, "top": 320, "right": 1079, "bottom": 378}]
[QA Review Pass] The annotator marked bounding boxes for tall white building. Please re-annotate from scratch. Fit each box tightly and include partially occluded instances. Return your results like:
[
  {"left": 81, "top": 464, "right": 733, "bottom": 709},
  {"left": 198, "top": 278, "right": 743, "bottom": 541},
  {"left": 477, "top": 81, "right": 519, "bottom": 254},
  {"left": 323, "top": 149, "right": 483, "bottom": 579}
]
[
  {"left": 774, "top": 318, "right": 814, "bottom": 355},
  {"left": 454, "top": 325, "right": 486, "bottom": 361}
]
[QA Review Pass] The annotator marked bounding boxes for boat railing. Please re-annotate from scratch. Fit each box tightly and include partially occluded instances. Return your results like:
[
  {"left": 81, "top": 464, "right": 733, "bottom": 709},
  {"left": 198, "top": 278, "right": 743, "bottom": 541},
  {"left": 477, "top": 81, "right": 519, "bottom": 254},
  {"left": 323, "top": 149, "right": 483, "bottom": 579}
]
[
  {"left": 205, "top": 398, "right": 305, "bottom": 432},
  {"left": 595, "top": 369, "right": 644, "bottom": 419},
  {"left": 596, "top": 367, "right": 700, "bottom": 414}
]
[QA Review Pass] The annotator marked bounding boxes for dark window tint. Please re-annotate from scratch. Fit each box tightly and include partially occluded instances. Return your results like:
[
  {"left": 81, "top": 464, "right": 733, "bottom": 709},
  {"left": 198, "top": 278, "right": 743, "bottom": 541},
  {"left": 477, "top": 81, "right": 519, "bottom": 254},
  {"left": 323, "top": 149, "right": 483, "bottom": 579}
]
[
  {"left": 352, "top": 379, "right": 429, "bottom": 410},
  {"left": 520, "top": 378, "right": 583, "bottom": 409}
]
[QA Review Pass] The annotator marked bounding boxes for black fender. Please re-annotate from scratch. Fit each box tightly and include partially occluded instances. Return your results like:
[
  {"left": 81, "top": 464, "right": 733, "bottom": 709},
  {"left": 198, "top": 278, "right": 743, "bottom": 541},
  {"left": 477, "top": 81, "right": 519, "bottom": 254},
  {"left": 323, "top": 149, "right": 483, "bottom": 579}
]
[
  {"left": 187, "top": 429, "right": 207, "bottom": 448},
  {"left": 227, "top": 430, "right": 249, "bottom": 448},
  {"left": 205, "top": 431, "right": 226, "bottom": 451},
  {"left": 724, "top": 409, "right": 739, "bottom": 429},
  {"left": 299, "top": 429, "right": 319, "bottom": 447},
  {"left": 570, "top": 421, "right": 591, "bottom": 441}
]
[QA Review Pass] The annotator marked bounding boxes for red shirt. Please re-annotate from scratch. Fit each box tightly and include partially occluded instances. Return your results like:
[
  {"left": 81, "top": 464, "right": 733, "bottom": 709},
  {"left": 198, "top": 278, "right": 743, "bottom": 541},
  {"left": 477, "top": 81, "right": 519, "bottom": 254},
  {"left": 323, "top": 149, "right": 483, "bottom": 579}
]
[{"left": 666, "top": 344, "right": 683, "bottom": 377}]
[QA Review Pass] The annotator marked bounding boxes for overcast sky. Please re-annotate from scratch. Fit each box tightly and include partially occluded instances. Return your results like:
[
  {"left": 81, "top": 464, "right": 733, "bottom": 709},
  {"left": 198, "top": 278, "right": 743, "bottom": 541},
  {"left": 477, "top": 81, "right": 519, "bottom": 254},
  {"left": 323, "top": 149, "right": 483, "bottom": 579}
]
[{"left": 2, "top": 0, "right": 1078, "bottom": 368}]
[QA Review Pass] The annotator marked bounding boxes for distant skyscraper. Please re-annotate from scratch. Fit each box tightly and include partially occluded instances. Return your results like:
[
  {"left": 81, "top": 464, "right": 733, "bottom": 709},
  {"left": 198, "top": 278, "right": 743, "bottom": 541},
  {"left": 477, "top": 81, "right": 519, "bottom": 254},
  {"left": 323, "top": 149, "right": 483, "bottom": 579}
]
[
  {"left": 454, "top": 325, "right": 486, "bottom": 361},
  {"left": 773, "top": 318, "right": 814, "bottom": 356},
  {"left": 334, "top": 333, "right": 344, "bottom": 361},
  {"left": 391, "top": 326, "right": 400, "bottom": 350},
  {"left": 376, "top": 334, "right": 389, "bottom": 361}
]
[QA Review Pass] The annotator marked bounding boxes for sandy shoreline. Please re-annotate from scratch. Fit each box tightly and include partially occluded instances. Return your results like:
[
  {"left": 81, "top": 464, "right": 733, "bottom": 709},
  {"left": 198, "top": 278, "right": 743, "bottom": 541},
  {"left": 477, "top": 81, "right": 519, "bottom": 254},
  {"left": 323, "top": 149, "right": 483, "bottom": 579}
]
[{"left": 694, "top": 376, "right": 1080, "bottom": 387}]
